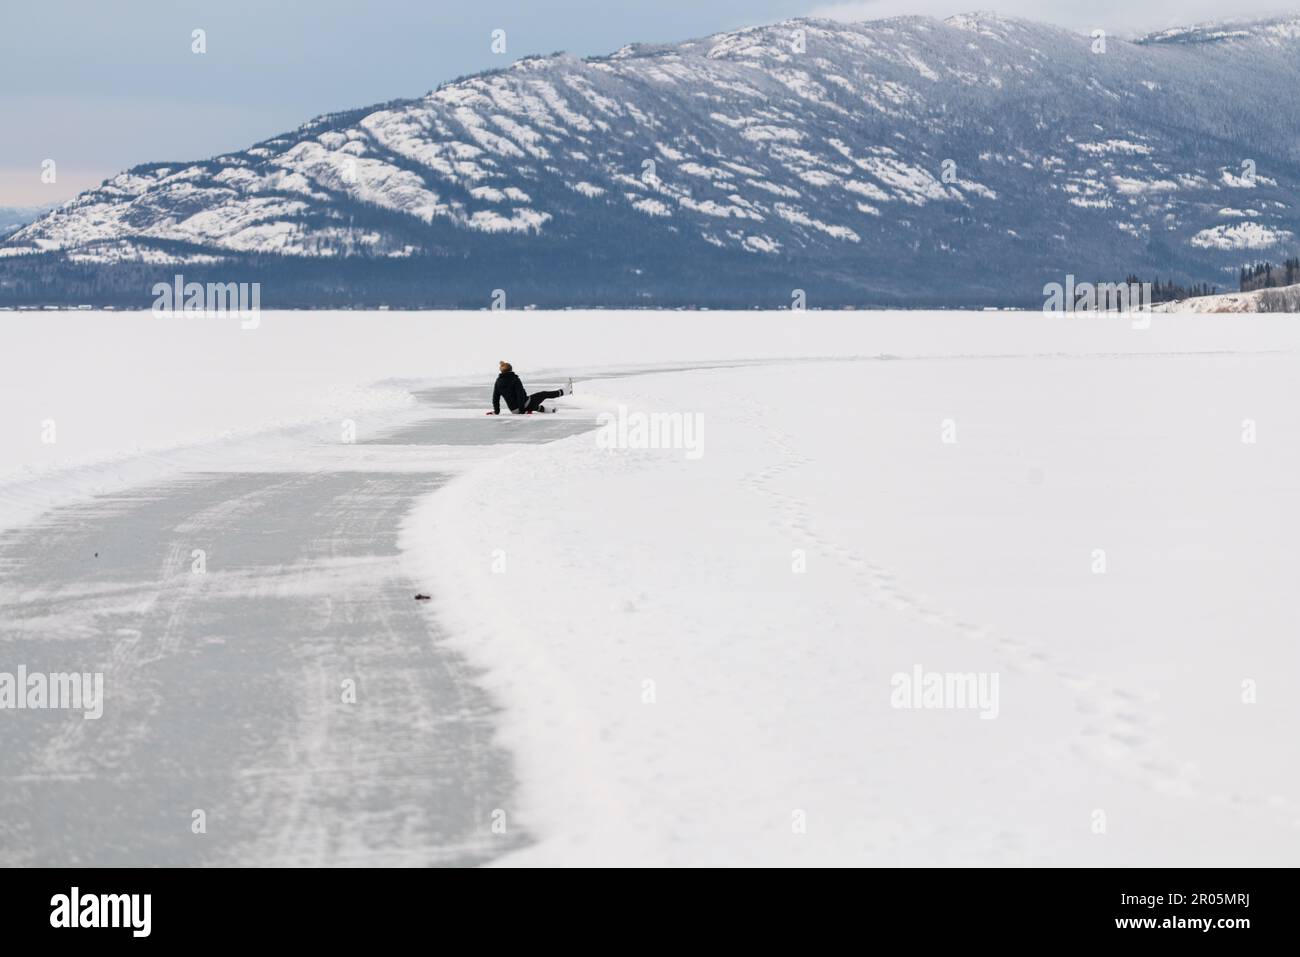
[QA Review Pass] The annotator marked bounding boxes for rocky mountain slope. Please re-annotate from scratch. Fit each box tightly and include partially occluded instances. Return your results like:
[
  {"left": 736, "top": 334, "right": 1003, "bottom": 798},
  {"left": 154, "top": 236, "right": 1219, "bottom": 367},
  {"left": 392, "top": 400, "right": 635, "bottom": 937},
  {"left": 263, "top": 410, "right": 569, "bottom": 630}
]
[{"left": 4, "top": 12, "right": 1300, "bottom": 307}]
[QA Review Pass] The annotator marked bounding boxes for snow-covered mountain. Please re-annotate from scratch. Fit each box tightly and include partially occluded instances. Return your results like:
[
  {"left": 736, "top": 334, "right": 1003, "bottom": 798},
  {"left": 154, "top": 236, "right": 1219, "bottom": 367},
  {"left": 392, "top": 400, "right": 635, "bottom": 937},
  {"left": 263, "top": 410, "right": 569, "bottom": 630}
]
[
  {"left": 4, "top": 12, "right": 1300, "bottom": 307},
  {"left": 0, "top": 207, "right": 50, "bottom": 241}
]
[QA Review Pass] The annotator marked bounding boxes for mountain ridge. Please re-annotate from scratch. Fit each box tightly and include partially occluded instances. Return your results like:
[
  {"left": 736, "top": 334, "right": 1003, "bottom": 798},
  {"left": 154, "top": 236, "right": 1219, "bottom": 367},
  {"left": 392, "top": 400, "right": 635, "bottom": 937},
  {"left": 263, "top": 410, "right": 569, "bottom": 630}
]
[{"left": 4, "top": 11, "right": 1300, "bottom": 308}]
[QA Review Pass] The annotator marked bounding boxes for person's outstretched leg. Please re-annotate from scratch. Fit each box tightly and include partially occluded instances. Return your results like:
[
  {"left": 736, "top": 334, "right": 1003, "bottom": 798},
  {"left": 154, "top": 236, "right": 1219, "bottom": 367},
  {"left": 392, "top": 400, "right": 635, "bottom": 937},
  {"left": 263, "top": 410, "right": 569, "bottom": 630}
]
[{"left": 524, "top": 389, "right": 564, "bottom": 413}]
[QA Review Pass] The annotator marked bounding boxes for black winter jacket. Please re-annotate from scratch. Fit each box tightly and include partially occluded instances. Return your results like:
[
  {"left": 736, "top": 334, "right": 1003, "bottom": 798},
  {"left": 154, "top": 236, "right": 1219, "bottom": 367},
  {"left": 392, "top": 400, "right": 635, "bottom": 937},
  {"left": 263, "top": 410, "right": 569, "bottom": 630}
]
[{"left": 493, "top": 370, "right": 528, "bottom": 414}]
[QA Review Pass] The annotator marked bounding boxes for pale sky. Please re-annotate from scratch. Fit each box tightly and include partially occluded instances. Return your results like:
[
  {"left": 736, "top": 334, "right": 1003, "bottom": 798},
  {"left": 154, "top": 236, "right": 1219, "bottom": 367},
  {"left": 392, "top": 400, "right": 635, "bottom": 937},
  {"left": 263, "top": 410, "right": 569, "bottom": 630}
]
[{"left": 3, "top": 1, "right": 1295, "bottom": 206}]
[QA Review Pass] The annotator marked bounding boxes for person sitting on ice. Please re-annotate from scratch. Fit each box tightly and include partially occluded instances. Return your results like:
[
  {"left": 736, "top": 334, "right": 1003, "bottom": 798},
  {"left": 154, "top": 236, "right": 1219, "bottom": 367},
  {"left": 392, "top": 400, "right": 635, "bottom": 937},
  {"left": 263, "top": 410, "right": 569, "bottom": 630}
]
[{"left": 488, "top": 360, "right": 572, "bottom": 414}]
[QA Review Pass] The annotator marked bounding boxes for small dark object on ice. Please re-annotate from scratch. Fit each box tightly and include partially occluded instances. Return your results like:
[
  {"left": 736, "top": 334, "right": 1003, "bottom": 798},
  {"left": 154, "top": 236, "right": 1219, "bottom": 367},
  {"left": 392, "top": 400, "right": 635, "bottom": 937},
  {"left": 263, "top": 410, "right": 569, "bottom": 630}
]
[{"left": 414, "top": 593, "right": 431, "bottom": 601}]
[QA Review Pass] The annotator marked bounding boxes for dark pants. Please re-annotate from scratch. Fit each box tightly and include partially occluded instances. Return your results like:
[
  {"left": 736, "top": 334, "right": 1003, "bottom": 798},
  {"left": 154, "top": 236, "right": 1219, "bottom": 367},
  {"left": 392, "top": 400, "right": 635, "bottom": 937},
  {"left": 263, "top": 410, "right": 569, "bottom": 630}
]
[{"left": 523, "top": 389, "right": 563, "bottom": 413}]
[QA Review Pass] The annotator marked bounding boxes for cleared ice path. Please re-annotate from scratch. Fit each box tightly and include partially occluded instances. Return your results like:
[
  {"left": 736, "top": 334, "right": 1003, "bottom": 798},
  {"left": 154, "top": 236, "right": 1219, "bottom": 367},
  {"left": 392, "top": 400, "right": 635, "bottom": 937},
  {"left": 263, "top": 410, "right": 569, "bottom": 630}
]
[{"left": 0, "top": 381, "right": 592, "bottom": 866}]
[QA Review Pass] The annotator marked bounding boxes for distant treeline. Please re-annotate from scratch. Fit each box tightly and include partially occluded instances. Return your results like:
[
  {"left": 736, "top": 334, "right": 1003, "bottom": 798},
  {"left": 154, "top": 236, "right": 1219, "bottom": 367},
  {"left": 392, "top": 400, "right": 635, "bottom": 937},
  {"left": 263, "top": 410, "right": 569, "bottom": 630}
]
[
  {"left": 0, "top": 237, "right": 1038, "bottom": 310},
  {"left": 1123, "top": 275, "right": 1219, "bottom": 304},
  {"left": 1117, "top": 256, "right": 1300, "bottom": 305},
  {"left": 1240, "top": 258, "right": 1300, "bottom": 292}
]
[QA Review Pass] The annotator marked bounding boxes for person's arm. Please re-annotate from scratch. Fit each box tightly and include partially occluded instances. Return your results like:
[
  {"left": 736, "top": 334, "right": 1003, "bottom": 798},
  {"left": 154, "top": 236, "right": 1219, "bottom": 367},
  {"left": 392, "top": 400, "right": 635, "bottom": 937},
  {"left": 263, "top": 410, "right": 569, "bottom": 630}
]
[{"left": 491, "top": 380, "right": 502, "bottom": 414}]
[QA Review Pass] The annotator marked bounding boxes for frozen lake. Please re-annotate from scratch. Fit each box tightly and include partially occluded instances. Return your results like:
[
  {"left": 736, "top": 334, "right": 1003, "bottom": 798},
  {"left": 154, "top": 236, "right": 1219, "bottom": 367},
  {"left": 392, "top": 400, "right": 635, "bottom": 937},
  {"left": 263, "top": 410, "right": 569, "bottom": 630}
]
[{"left": 1, "top": 311, "right": 1297, "bottom": 865}]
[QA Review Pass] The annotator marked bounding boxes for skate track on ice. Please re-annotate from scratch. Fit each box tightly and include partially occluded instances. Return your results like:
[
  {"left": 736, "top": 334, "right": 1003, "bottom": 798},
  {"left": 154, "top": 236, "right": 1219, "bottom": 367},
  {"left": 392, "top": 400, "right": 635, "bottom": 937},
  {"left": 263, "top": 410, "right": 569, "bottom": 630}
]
[{"left": 0, "top": 381, "right": 592, "bottom": 866}]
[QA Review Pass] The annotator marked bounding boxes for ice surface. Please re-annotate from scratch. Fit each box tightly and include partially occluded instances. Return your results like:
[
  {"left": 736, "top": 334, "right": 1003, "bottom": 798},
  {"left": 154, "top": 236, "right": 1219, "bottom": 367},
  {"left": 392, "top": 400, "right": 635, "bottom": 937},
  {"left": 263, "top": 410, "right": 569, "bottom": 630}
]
[{"left": 3, "top": 311, "right": 1297, "bottom": 866}]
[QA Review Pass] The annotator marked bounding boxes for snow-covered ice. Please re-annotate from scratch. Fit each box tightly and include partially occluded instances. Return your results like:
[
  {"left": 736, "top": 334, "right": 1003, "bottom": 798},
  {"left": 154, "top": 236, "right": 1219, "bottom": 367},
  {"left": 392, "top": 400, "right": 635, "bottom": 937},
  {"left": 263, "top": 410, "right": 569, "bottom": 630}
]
[
  {"left": 408, "top": 341, "right": 1300, "bottom": 866},
  {"left": 2, "top": 310, "right": 1298, "bottom": 866}
]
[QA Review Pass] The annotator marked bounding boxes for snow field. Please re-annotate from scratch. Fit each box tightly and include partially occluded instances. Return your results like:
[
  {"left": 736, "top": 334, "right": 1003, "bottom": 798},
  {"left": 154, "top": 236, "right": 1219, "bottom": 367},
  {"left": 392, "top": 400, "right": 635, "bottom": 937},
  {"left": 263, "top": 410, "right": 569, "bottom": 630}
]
[{"left": 405, "top": 343, "right": 1300, "bottom": 865}]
